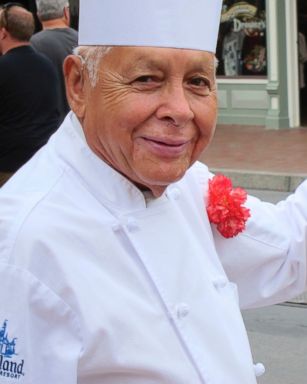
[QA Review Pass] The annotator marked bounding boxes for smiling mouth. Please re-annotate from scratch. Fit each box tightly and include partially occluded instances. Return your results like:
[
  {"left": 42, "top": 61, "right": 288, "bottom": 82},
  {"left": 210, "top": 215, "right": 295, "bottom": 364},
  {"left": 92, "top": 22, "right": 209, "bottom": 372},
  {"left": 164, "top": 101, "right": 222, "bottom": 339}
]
[
  {"left": 143, "top": 137, "right": 188, "bottom": 147},
  {"left": 139, "top": 136, "right": 190, "bottom": 158}
]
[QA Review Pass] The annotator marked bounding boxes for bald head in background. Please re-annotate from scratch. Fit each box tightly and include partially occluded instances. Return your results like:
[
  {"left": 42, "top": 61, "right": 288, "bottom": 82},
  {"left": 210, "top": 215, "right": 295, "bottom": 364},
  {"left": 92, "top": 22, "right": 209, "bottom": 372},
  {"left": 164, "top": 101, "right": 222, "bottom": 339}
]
[{"left": 0, "top": 4, "right": 34, "bottom": 54}]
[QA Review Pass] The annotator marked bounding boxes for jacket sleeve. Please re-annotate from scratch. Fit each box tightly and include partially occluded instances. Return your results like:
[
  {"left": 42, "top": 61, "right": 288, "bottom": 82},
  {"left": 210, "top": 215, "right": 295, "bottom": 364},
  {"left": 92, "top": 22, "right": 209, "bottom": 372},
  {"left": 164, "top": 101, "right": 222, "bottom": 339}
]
[
  {"left": 0, "top": 262, "right": 82, "bottom": 384},
  {"left": 213, "top": 180, "right": 307, "bottom": 309}
]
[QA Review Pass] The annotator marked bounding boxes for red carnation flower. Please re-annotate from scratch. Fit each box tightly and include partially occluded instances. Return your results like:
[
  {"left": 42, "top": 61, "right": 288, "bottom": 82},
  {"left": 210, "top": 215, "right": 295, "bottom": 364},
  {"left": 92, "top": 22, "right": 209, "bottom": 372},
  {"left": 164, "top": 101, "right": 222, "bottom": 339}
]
[{"left": 206, "top": 174, "right": 251, "bottom": 238}]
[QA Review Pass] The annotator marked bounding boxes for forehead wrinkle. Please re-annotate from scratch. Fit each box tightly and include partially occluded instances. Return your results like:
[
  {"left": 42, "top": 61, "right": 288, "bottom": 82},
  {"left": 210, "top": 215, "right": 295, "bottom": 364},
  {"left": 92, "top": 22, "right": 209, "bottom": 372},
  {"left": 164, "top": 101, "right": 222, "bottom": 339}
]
[{"left": 127, "top": 54, "right": 215, "bottom": 77}]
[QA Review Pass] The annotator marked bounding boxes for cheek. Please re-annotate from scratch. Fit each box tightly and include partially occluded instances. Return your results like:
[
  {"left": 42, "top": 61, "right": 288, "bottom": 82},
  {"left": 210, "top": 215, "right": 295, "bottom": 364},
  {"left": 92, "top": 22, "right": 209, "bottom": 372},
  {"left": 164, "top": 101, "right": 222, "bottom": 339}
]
[
  {"left": 192, "top": 99, "right": 217, "bottom": 154},
  {"left": 196, "top": 98, "right": 217, "bottom": 136},
  {"left": 115, "top": 93, "right": 158, "bottom": 125}
]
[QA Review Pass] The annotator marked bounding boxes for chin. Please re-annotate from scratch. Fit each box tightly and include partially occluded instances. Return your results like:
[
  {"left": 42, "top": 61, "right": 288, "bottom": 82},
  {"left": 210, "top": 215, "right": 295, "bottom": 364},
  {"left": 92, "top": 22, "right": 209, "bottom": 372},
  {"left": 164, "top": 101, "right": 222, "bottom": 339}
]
[{"left": 138, "top": 167, "right": 189, "bottom": 188}]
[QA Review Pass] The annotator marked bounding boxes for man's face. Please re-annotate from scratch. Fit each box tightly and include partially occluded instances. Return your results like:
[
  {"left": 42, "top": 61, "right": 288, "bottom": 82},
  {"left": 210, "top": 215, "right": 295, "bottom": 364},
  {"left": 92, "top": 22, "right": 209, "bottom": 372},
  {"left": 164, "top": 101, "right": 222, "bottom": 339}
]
[{"left": 80, "top": 46, "right": 217, "bottom": 196}]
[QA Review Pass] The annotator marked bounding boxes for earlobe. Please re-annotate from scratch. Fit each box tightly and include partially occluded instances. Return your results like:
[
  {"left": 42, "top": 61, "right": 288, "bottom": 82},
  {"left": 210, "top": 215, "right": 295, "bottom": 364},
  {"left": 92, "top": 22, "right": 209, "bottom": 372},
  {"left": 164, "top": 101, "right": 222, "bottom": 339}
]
[{"left": 64, "top": 55, "right": 86, "bottom": 120}]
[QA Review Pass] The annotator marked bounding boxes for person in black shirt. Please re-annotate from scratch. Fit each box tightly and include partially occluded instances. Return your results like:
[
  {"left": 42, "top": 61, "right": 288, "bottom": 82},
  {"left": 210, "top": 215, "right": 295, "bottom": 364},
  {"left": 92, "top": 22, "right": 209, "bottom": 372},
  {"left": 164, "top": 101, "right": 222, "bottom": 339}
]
[{"left": 0, "top": 3, "right": 61, "bottom": 186}]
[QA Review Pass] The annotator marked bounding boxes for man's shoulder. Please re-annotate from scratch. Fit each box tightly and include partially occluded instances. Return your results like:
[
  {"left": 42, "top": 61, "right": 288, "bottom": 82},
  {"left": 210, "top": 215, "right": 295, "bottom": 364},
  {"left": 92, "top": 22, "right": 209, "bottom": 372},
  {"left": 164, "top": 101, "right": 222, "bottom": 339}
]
[
  {"left": 2, "top": 46, "right": 54, "bottom": 69},
  {"left": 30, "top": 30, "right": 44, "bottom": 43},
  {"left": 31, "top": 27, "right": 78, "bottom": 43},
  {"left": 0, "top": 53, "right": 11, "bottom": 70},
  {"left": 30, "top": 30, "right": 56, "bottom": 52},
  {"left": 0, "top": 47, "right": 51, "bottom": 78},
  {"left": 0, "top": 47, "right": 22, "bottom": 66},
  {"left": 31, "top": 28, "right": 78, "bottom": 59},
  {"left": 64, "top": 27, "right": 78, "bottom": 38}
]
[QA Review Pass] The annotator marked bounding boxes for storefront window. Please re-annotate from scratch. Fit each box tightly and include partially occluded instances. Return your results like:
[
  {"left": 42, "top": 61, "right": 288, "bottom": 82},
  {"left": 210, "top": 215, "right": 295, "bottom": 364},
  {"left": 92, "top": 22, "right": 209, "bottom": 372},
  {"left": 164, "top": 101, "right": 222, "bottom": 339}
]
[{"left": 216, "top": 0, "right": 267, "bottom": 77}]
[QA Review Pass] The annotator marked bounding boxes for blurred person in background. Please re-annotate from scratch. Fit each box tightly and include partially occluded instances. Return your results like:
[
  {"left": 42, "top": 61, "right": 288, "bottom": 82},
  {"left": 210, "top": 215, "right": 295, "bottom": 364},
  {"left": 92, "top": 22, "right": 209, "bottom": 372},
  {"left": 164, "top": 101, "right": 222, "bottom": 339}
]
[
  {"left": 31, "top": 0, "right": 78, "bottom": 122},
  {"left": 0, "top": 3, "right": 60, "bottom": 187}
]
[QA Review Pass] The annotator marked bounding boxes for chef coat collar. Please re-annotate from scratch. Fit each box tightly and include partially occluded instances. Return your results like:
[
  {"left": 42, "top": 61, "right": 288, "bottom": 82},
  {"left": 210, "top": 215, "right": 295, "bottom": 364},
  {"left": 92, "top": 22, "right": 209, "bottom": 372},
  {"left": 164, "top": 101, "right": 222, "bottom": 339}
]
[{"left": 57, "top": 113, "right": 169, "bottom": 213}]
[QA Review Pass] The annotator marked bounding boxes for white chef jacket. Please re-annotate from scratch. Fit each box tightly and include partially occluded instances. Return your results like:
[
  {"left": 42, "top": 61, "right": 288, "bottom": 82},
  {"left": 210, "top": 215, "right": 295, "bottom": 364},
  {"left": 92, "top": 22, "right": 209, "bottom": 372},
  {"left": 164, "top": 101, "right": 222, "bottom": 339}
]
[{"left": 0, "top": 112, "right": 306, "bottom": 384}]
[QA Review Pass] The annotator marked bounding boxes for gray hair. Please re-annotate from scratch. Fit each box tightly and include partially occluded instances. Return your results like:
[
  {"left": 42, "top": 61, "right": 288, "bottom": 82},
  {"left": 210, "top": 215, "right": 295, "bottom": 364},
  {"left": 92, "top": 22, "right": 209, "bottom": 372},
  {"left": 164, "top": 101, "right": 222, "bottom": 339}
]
[
  {"left": 35, "top": 0, "right": 69, "bottom": 21},
  {"left": 73, "top": 46, "right": 113, "bottom": 87}
]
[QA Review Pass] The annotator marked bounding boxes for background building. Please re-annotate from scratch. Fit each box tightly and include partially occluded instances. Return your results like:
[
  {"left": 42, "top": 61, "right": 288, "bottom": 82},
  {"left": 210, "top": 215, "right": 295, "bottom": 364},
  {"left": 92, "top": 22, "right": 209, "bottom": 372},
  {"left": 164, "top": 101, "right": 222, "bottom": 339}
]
[{"left": 217, "top": 0, "right": 307, "bottom": 129}]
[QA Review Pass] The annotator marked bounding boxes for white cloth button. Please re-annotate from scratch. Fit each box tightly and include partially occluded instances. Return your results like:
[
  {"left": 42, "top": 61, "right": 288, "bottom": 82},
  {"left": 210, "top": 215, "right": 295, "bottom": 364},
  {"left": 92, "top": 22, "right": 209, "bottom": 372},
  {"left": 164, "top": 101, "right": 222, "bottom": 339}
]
[
  {"left": 213, "top": 276, "right": 228, "bottom": 289},
  {"left": 126, "top": 217, "right": 139, "bottom": 232},
  {"left": 254, "top": 362, "right": 265, "bottom": 377},
  {"left": 176, "top": 303, "right": 190, "bottom": 319}
]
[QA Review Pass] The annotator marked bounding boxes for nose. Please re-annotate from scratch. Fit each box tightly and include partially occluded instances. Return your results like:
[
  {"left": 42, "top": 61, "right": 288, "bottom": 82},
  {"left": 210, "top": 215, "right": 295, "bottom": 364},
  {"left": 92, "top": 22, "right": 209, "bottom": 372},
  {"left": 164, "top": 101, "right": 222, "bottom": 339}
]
[{"left": 156, "top": 84, "right": 194, "bottom": 127}]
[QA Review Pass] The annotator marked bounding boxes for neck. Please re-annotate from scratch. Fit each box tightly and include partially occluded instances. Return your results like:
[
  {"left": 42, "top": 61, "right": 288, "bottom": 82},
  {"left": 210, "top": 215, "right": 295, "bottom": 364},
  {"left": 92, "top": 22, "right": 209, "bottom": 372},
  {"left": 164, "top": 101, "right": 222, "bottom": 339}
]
[
  {"left": 3, "top": 41, "right": 29, "bottom": 55},
  {"left": 41, "top": 18, "right": 68, "bottom": 30}
]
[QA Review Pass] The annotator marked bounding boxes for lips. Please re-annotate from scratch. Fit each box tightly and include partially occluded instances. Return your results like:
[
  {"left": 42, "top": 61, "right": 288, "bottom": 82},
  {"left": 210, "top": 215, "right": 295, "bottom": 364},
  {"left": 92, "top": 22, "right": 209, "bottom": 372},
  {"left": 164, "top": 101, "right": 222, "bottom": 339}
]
[
  {"left": 138, "top": 136, "right": 190, "bottom": 158},
  {"left": 145, "top": 136, "right": 188, "bottom": 146}
]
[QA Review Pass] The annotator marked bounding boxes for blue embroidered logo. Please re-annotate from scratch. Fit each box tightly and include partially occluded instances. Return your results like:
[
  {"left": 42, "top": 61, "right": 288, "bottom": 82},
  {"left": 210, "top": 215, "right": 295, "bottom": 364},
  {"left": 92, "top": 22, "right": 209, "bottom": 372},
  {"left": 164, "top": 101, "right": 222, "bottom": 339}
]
[
  {"left": 0, "top": 320, "right": 17, "bottom": 358},
  {"left": 0, "top": 320, "right": 25, "bottom": 380}
]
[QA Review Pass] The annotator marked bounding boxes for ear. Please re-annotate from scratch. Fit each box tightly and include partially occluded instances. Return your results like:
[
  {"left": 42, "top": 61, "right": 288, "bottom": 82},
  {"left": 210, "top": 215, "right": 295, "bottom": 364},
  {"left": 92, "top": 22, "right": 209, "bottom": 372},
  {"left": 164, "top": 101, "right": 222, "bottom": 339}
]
[
  {"left": 0, "top": 27, "right": 8, "bottom": 40},
  {"left": 63, "top": 6, "right": 70, "bottom": 26},
  {"left": 64, "top": 55, "right": 87, "bottom": 120}
]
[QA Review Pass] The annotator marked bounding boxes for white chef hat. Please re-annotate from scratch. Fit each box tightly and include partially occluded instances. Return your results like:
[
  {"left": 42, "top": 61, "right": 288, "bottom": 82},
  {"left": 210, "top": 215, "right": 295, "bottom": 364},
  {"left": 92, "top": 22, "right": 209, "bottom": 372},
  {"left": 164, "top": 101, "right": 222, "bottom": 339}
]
[{"left": 78, "top": 0, "right": 223, "bottom": 53}]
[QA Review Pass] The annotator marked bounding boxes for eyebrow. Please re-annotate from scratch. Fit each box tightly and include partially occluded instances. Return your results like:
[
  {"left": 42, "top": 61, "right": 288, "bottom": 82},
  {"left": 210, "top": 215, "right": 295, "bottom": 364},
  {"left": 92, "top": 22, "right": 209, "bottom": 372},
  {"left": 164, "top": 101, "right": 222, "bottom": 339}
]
[
  {"left": 128, "top": 55, "right": 215, "bottom": 76},
  {"left": 131, "top": 56, "right": 165, "bottom": 71}
]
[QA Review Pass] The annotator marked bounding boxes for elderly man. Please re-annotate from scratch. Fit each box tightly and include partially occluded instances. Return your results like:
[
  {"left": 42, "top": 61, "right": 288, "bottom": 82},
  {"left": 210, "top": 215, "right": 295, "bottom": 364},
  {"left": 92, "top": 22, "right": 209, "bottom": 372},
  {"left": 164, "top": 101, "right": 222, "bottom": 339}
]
[{"left": 0, "top": 0, "right": 306, "bottom": 383}]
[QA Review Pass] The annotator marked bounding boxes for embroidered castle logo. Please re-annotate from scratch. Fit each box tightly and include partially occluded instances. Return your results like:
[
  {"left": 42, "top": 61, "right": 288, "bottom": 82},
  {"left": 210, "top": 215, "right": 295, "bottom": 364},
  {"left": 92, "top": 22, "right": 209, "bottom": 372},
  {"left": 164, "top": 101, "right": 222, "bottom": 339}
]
[{"left": 0, "top": 320, "right": 25, "bottom": 380}]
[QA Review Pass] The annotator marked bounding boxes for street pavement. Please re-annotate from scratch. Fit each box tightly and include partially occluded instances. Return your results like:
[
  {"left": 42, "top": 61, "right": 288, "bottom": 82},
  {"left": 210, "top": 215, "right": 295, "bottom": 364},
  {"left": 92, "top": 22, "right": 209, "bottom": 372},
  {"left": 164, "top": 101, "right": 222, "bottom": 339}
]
[
  {"left": 243, "top": 304, "right": 307, "bottom": 384},
  {"left": 200, "top": 124, "right": 307, "bottom": 177}
]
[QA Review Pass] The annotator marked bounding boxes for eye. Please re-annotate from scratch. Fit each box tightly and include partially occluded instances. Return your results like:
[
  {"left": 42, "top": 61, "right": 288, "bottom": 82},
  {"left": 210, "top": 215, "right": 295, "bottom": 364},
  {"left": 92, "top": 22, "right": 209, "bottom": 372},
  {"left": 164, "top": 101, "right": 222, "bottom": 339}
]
[
  {"left": 131, "top": 74, "right": 163, "bottom": 90},
  {"left": 191, "top": 77, "right": 206, "bottom": 86},
  {"left": 187, "top": 76, "right": 211, "bottom": 96},
  {"left": 134, "top": 75, "right": 156, "bottom": 83}
]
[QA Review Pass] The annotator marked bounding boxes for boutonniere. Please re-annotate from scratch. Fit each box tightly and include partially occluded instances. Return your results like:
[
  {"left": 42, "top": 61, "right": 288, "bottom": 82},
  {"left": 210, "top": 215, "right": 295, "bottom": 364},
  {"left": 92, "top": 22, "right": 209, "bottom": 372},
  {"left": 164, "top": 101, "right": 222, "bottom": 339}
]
[{"left": 206, "top": 174, "right": 251, "bottom": 238}]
